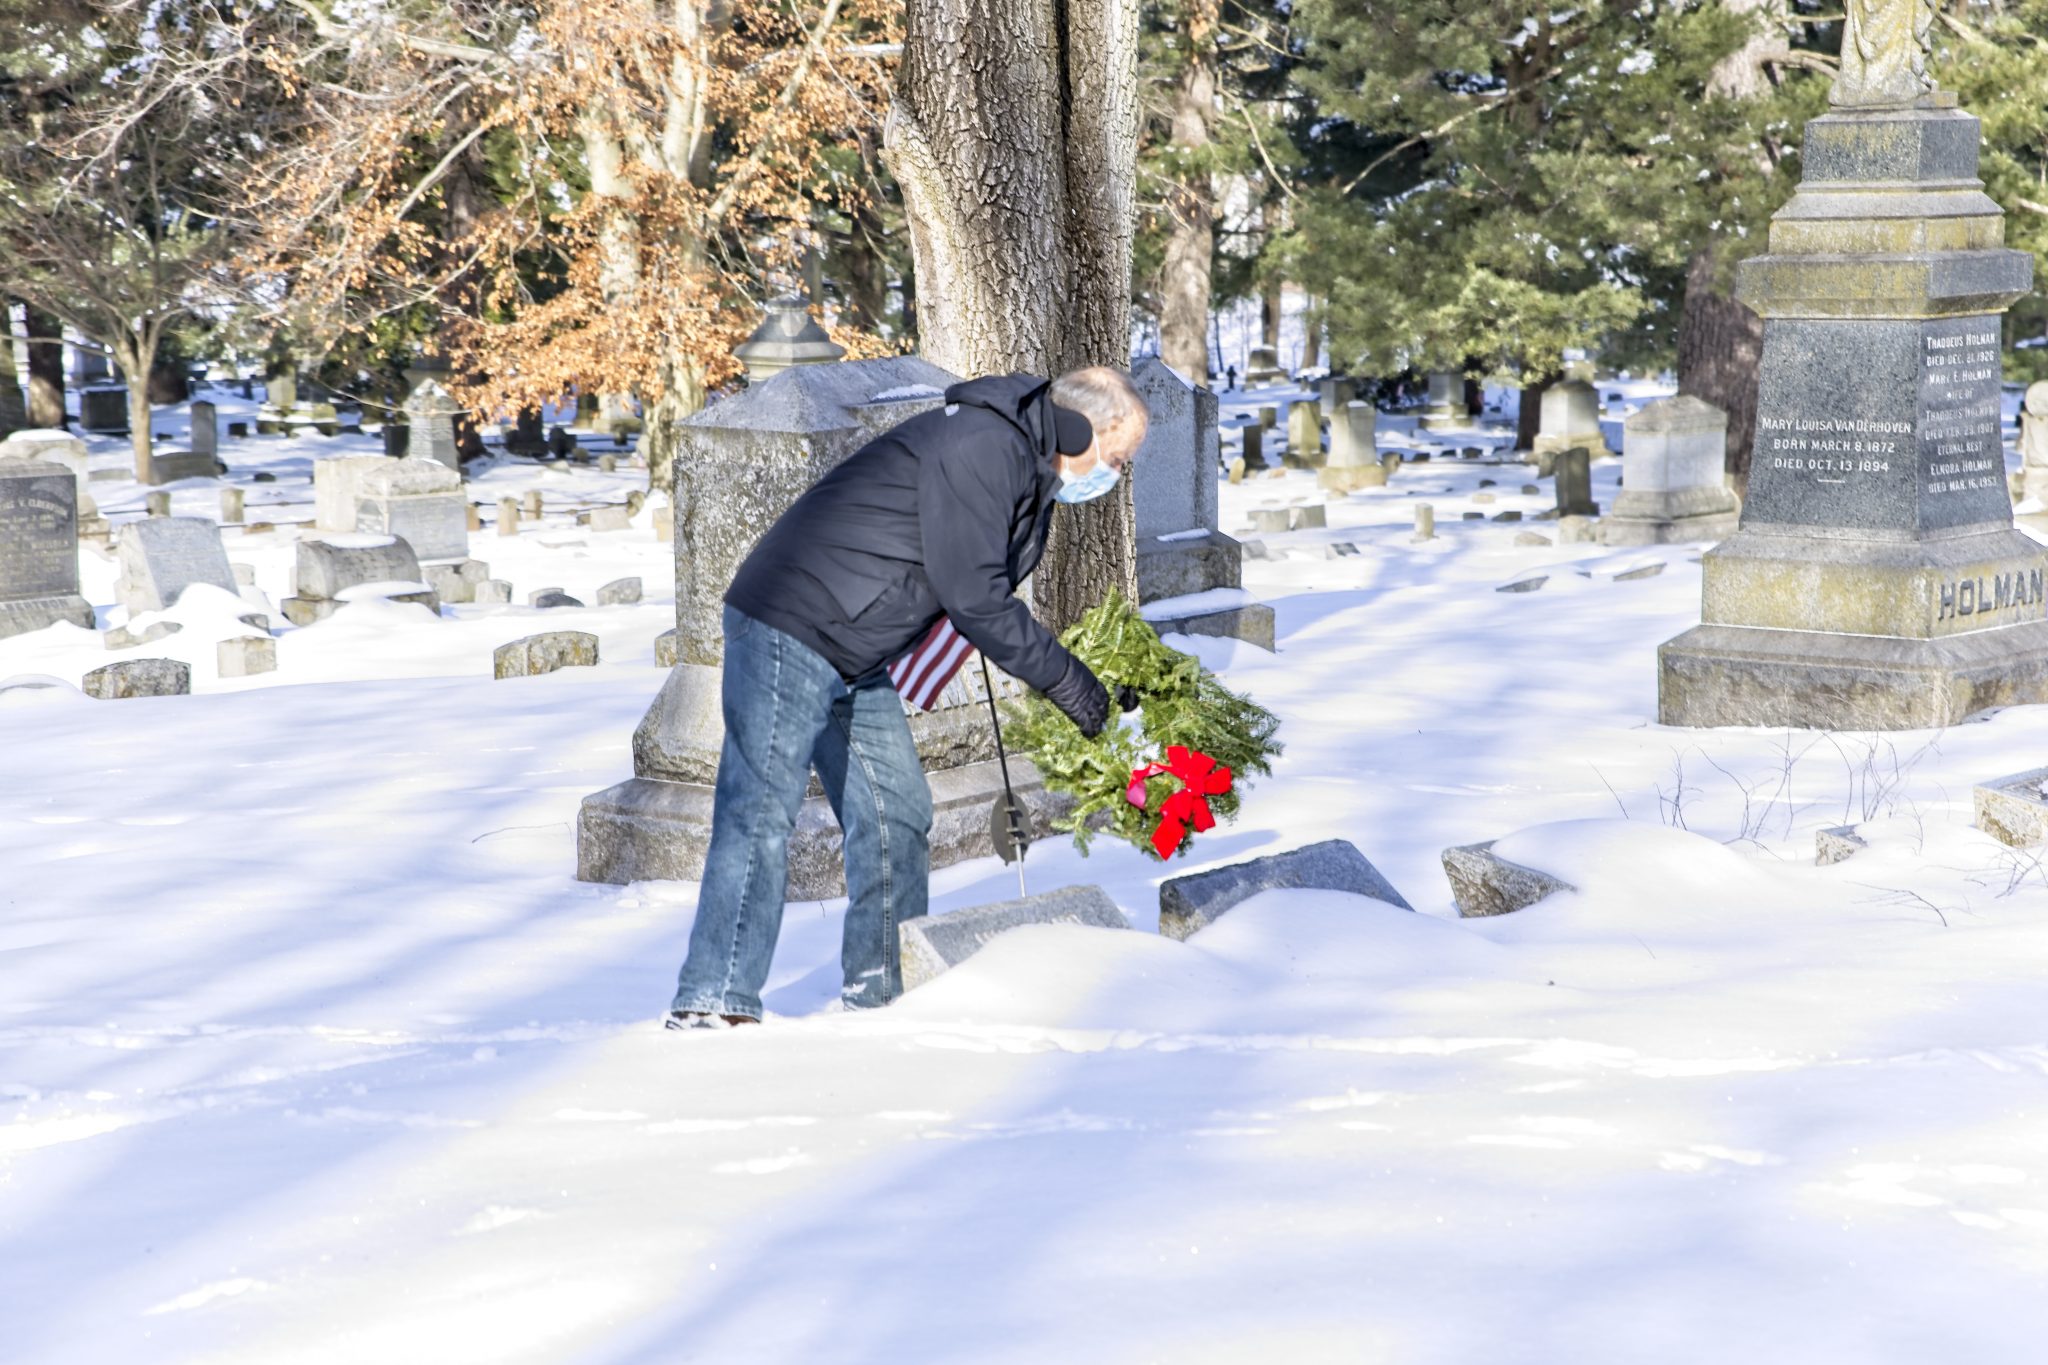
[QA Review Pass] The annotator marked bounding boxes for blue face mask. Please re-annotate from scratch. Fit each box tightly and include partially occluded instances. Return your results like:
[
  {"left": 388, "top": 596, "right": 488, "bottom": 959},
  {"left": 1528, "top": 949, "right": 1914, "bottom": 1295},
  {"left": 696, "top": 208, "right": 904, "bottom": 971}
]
[{"left": 1056, "top": 461, "right": 1121, "bottom": 504}]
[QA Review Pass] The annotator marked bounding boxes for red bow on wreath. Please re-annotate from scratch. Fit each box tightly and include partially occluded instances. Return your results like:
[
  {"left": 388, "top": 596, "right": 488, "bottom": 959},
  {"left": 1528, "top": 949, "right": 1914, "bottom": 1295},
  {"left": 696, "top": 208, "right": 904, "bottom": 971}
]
[{"left": 1126, "top": 746, "right": 1234, "bottom": 859}]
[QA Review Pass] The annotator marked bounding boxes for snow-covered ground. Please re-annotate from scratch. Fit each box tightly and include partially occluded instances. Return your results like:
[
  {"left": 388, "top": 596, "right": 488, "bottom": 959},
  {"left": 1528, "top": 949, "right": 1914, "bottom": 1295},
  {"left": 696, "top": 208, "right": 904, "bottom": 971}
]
[{"left": 6, "top": 384, "right": 2048, "bottom": 1362}]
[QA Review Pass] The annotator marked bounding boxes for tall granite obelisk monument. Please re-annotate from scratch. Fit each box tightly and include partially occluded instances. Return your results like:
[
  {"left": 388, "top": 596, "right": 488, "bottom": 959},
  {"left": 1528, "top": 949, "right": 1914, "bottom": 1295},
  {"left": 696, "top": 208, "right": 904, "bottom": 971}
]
[{"left": 1660, "top": 3, "right": 2043, "bottom": 730}]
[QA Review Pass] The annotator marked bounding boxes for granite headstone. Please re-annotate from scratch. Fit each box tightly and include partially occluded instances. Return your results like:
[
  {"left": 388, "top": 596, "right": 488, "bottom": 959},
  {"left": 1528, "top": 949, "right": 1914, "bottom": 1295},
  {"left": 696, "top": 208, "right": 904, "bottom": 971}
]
[
  {"left": 0, "top": 457, "right": 95, "bottom": 639},
  {"left": 115, "top": 516, "right": 237, "bottom": 615},
  {"left": 898, "top": 885, "right": 1129, "bottom": 991},
  {"left": 1660, "top": 79, "right": 2045, "bottom": 729}
]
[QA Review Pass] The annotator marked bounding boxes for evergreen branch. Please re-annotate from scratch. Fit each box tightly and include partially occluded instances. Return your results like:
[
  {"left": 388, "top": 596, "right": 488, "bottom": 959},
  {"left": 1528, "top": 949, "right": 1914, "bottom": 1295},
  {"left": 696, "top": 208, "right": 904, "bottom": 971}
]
[
  {"left": 1240, "top": 105, "right": 1296, "bottom": 202},
  {"left": 1340, "top": 92, "right": 1510, "bottom": 198}
]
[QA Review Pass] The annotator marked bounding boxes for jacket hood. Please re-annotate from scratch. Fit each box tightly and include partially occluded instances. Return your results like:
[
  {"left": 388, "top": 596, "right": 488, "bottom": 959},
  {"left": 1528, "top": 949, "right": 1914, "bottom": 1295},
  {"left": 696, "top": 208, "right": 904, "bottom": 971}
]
[
  {"left": 944, "top": 373, "right": 1095, "bottom": 459},
  {"left": 943, "top": 373, "right": 1054, "bottom": 449}
]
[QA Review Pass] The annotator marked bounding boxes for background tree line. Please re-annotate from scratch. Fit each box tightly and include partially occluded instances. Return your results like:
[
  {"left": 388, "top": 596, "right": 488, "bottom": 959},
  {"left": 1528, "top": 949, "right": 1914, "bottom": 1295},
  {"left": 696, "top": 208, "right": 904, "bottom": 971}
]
[{"left": 6, "top": 0, "right": 2048, "bottom": 494}]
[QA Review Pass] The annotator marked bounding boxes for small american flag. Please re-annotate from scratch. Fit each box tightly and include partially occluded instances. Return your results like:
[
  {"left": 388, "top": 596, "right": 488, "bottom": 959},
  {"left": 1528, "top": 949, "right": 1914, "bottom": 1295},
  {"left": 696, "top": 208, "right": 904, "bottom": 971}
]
[{"left": 888, "top": 617, "right": 976, "bottom": 711}]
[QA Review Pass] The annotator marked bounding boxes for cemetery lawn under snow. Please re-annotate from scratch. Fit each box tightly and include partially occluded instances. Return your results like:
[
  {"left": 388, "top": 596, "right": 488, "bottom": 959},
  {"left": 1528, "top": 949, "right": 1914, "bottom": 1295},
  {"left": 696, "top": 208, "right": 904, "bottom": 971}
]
[{"left": 7, "top": 387, "right": 2048, "bottom": 1363}]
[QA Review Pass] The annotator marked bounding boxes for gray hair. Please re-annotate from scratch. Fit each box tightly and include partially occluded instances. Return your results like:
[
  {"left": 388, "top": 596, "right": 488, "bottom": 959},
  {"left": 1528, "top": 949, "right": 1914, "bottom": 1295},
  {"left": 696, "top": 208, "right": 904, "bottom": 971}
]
[{"left": 1050, "top": 365, "right": 1148, "bottom": 450}]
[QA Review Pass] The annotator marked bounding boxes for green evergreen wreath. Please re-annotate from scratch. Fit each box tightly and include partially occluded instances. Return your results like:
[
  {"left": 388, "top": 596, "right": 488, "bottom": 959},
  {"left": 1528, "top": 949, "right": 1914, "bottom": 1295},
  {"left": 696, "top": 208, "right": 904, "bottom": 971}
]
[{"left": 1003, "top": 592, "right": 1283, "bottom": 857}]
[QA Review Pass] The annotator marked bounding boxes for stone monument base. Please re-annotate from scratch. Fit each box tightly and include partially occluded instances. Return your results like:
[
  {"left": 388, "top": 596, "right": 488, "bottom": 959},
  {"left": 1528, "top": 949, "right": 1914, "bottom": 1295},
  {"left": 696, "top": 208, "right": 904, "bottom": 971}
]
[
  {"left": 577, "top": 758, "right": 1068, "bottom": 897},
  {"left": 0, "top": 593, "right": 96, "bottom": 640},
  {"left": 1418, "top": 410, "right": 1467, "bottom": 433},
  {"left": 1137, "top": 530, "right": 1240, "bottom": 604},
  {"left": 145, "top": 449, "right": 224, "bottom": 485},
  {"left": 1135, "top": 530, "right": 1272, "bottom": 649},
  {"left": 1659, "top": 619, "right": 2048, "bottom": 730},
  {"left": 282, "top": 587, "right": 439, "bottom": 625},
  {"left": 1147, "top": 602, "right": 1277, "bottom": 652},
  {"left": 1318, "top": 464, "right": 1387, "bottom": 493},
  {"left": 1599, "top": 509, "right": 1741, "bottom": 547}
]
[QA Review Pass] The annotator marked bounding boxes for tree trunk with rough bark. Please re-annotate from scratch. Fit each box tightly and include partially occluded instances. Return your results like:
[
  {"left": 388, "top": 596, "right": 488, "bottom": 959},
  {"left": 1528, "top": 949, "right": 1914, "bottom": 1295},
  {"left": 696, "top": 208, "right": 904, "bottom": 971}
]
[
  {"left": 1516, "top": 374, "right": 1552, "bottom": 453},
  {"left": 884, "top": 0, "right": 1142, "bottom": 635},
  {"left": 22, "top": 306, "right": 64, "bottom": 429},
  {"left": 1677, "top": 251, "right": 1763, "bottom": 487},
  {"left": 17, "top": 303, "right": 64, "bottom": 428},
  {"left": 111, "top": 325, "right": 160, "bottom": 483},
  {"left": 1676, "top": 0, "right": 1778, "bottom": 488},
  {"left": 1158, "top": 8, "right": 1217, "bottom": 384}
]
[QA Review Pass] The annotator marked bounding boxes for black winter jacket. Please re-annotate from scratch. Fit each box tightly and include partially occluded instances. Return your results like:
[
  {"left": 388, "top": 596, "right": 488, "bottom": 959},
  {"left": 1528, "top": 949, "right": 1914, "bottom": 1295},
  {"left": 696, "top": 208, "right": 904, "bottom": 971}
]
[{"left": 723, "top": 373, "right": 1089, "bottom": 692}]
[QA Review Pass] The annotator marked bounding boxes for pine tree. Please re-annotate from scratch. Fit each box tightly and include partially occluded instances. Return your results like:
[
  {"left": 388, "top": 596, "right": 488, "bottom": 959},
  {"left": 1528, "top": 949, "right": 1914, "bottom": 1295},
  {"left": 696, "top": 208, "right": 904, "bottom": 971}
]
[{"left": 1282, "top": 0, "right": 1802, "bottom": 393}]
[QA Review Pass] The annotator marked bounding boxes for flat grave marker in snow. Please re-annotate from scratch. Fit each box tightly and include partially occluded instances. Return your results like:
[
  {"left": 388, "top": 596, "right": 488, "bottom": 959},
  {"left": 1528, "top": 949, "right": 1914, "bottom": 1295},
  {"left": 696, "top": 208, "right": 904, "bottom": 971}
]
[
  {"left": 1440, "top": 841, "right": 1574, "bottom": 918},
  {"left": 0, "top": 457, "right": 96, "bottom": 639},
  {"left": 899, "top": 885, "right": 1129, "bottom": 991},
  {"left": 81, "top": 657, "right": 189, "bottom": 700},
  {"left": 494, "top": 631, "right": 598, "bottom": 679},
  {"left": 1158, "top": 839, "right": 1412, "bottom": 941}
]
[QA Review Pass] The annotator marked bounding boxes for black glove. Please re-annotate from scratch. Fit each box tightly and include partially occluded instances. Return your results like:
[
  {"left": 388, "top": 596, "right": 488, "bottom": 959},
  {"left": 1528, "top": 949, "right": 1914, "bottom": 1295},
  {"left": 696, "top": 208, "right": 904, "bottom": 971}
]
[
  {"left": 1116, "top": 684, "right": 1140, "bottom": 714},
  {"left": 1044, "top": 657, "right": 1110, "bottom": 738}
]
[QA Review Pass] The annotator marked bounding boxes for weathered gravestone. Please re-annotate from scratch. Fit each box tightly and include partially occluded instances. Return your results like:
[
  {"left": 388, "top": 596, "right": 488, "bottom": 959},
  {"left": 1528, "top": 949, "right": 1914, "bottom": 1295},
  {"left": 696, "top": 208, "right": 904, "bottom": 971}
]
[
  {"left": 1553, "top": 448, "right": 1600, "bottom": 518},
  {"left": 577, "top": 356, "right": 1069, "bottom": 896},
  {"left": 1319, "top": 376, "right": 1356, "bottom": 417},
  {"left": 315, "top": 451, "right": 470, "bottom": 563},
  {"left": 0, "top": 458, "right": 96, "bottom": 639},
  {"left": 1286, "top": 399, "right": 1324, "bottom": 468},
  {"left": 494, "top": 631, "right": 598, "bottom": 678},
  {"left": 357, "top": 455, "right": 469, "bottom": 561},
  {"left": 1601, "top": 395, "right": 1741, "bottom": 545},
  {"left": 1, "top": 430, "right": 108, "bottom": 541},
  {"left": 404, "top": 381, "right": 463, "bottom": 471},
  {"left": 1157, "top": 839, "right": 1412, "bottom": 941},
  {"left": 1129, "top": 358, "right": 1272, "bottom": 649},
  {"left": 81, "top": 658, "right": 189, "bottom": 700},
  {"left": 78, "top": 385, "right": 129, "bottom": 434},
  {"left": 146, "top": 400, "right": 224, "bottom": 485},
  {"left": 898, "top": 885, "right": 1129, "bottom": 991},
  {"left": 1441, "top": 840, "right": 1575, "bottom": 918},
  {"left": 1245, "top": 346, "right": 1283, "bottom": 386},
  {"left": 420, "top": 557, "right": 491, "bottom": 604},
  {"left": 1659, "top": 61, "right": 2046, "bottom": 730},
  {"left": 281, "top": 535, "right": 438, "bottom": 624},
  {"left": 1530, "top": 380, "right": 1608, "bottom": 474},
  {"left": 115, "top": 516, "right": 237, "bottom": 616},
  {"left": 217, "top": 635, "right": 277, "bottom": 678},
  {"left": 1320, "top": 401, "right": 1384, "bottom": 493},
  {"left": 1419, "top": 371, "right": 1468, "bottom": 432},
  {"left": 504, "top": 406, "right": 548, "bottom": 458}
]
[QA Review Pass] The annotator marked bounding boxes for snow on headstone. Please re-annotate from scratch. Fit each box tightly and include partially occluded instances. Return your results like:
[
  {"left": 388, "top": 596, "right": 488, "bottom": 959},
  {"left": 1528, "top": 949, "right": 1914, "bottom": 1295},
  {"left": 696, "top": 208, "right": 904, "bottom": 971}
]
[
  {"left": 115, "top": 516, "right": 237, "bottom": 616},
  {"left": 898, "top": 885, "right": 1129, "bottom": 991},
  {"left": 1158, "top": 840, "right": 1412, "bottom": 942}
]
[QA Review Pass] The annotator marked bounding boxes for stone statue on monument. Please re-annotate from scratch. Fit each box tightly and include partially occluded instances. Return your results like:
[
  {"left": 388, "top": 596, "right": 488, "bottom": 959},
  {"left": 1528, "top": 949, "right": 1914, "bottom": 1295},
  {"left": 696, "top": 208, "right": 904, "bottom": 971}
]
[{"left": 1831, "top": 0, "right": 1938, "bottom": 109}]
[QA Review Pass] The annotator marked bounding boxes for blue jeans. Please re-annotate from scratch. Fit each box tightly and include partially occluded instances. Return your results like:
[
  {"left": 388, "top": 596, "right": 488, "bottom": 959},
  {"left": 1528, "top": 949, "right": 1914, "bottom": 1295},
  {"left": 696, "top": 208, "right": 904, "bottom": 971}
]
[{"left": 671, "top": 606, "right": 933, "bottom": 1018}]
